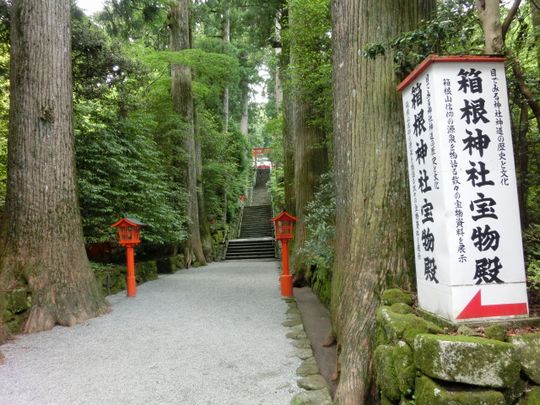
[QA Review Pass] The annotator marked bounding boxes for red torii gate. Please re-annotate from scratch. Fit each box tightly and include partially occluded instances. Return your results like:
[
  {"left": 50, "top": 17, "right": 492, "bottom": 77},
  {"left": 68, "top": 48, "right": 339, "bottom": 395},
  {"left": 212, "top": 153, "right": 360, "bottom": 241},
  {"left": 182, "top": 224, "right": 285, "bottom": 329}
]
[
  {"left": 252, "top": 147, "right": 272, "bottom": 168},
  {"left": 252, "top": 147, "right": 271, "bottom": 162}
]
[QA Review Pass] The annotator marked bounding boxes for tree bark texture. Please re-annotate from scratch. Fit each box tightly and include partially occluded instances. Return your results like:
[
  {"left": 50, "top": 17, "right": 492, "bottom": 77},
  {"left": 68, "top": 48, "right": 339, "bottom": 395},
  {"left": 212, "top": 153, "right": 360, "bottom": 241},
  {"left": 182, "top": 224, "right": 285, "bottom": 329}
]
[
  {"left": 289, "top": 4, "right": 329, "bottom": 279},
  {"left": 222, "top": 6, "right": 231, "bottom": 134},
  {"left": 195, "top": 112, "right": 213, "bottom": 262},
  {"left": 475, "top": 0, "right": 504, "bottom": 54},
  {"left": 240, "top": 93, "right": 249, "bottom": 136},
  {"left": 169, "top": 0, "right": 206, "bottom": 266},
  {"left": 281, "top": 49, "right": 296, "bottom": 213},
  {"left": 0, "top": 0, "right": 107, "bottom": 339},
  {"left": 533, "top": 0, "right": 540, "bottom": 68},
  {"left": 274, "top": 48, "right": 284, "bottom": 110},
  {"left": 331, "top": 1, "right": 434, "bottom": 403}
]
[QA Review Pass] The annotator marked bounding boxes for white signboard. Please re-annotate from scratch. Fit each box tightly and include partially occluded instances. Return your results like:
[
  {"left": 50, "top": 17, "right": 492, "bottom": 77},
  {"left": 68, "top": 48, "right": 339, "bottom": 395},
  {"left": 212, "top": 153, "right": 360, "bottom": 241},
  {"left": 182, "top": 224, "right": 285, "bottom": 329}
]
[{"left": 399, "top": 56, "right": 529, "bottom": 322}]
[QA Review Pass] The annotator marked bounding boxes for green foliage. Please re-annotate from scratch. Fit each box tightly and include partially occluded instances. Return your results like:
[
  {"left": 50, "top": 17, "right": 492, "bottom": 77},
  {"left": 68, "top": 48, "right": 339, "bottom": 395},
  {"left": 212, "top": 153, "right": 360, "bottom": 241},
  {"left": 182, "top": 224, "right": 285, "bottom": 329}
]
[
  {"left": 266, "top": 113, "right": 285, "bottom": 165},
  {"left": 285, "top": 0, "right": 333, "bottom": 133},
  {"left": 198, "top": 109, "right": 249, "bottom": 225},
  {"left": 524, "top": 224, "right": 540, "bottom": 290},
  {"left": 269, "top": 166, "right": 285, "bottom": 210},
  {"left": 75, "top": 98, "right": 187, "bottom": 245},
  {"left": 364, "top": 1, "right": 482, "bottom": 78},
  {"left": 297, "top": 171, "right": 335, "bottom": 306},
  {"left": 71, "top": 13, "right": 188, "bottom": 246},
  {"left": 96, "top": 0, "right": 170, "bottom": 48}
]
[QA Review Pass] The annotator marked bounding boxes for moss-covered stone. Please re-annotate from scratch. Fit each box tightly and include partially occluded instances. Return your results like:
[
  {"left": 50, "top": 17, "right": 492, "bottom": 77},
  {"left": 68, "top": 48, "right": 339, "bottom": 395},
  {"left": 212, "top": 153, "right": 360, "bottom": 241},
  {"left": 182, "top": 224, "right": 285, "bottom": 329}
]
[
  {"left": 382, "top": 289, "right": 413, "bottom": 306},
  {"left": 414, "top": 334, "right": 520, "bottom": 388},
  {"left": 375, "top": 341, "right": 415, "bottom": 401},
  {"left": 457, "top": 325, "right": 475, "bottom": 336},
  {"left": 6, "top": 289, "right": 30, "bottom": 314},
  {"left": 415, "top": 375, "right": 506, "bottom": 405},
  {"left": 380, "top": 394, "right": 394, "bottom": 405},
  {"left": 136, "top": 260, "right": 158, "bottom": 282},
  {"left": 518, "top": 386, "right": 540, "bottom": 405},
  {"left": 3, "top": 288, "right": 32, "bottom": 333},
  {"left": 290, "top": 388, "right": 332, "bottom": 405},
  {"left": 297, "top": 374, "right": 329, "bottom": 391},
  {"left": 375, "top": 345, "right": 401, "bottom": 401},
  {"left": 156, "top": 258, "right": 176, "bottom": 274},
  {"left": 293, "top": 339, "right": 312, "bottom": 349},
  {"left": 296, "top": 361, "right": 320, "bottom": 377},
  {"left": 376, "top": 306, "right": 443, "bottom": 346},
  {"left": 394, "top": 341, "right": 415, "bottom": 396},
  {"left": 484, "top": 325, "right": 506, "bottom": 342},
  {"left": 390, "top": 303, "right": 414, "bottom": 314},
  {"left": 503, "top": 377, "right": 526, "bottom": 404},
  {"left": 287, "top": 307, "right": 301, "bottom": 315},
  {"left": 170, "top": 255, "right": 185, "bottom": 270},
  {"left": 376, "top": 323, "right": 391, "bottom": 347},
  {"left": 509, "top": 333, "right": 540, "bottom": 384},
  {"left": 283, "top": 318, "right": 302, "bottom": 327}
]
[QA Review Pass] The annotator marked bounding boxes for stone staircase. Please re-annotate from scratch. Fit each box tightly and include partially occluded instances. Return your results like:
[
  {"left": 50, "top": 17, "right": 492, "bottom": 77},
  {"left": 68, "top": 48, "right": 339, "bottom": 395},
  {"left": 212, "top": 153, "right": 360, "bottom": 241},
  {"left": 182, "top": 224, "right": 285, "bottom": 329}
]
[{"left": 225, "top": 169, "right": 275, "bottom": 261}]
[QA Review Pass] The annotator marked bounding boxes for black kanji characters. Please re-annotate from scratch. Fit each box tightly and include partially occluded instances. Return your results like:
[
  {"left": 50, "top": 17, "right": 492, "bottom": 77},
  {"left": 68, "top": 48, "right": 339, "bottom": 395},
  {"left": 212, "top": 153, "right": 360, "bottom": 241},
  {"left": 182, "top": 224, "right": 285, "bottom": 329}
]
[
  {"left": 463, "top": 128, "right": 491, "bottom": 157},
  {"left": 460, "top": 98, "right": 490, "bottom": 125},
  {"left": 470, "top": 192, "right": 498, "bottom": 221},
  {"left": 413, "top": 109, "right": 426, "bottom": 137},
  {"left": 422, "top": 228, "right": 435, "bottom": 252},
  {"left": 457, "top": 68, "right": 483, "bottom": 94},
  {"left": 421, "top": 199, "right": 434, "bottom": 223},
  {"left": 466, "top": 161, "right": 495, "bottom": 187},
  {"left": 418, "top": 170, "right": 432, "bottom": 193},
  {"left": 424, "top": 257, "right": 439, "bottom": 283},
  {"left": 415, "top": 139, "right": 428, "bottom": 164},
  {"left": 474, "top": 257, "right": 504, "bottom": 284},
  {"left": 412, "top": 82, "right": 423, "bottom": 109},
  {"left": 471, "top": 224, "right": 500, "bottom": 252}
]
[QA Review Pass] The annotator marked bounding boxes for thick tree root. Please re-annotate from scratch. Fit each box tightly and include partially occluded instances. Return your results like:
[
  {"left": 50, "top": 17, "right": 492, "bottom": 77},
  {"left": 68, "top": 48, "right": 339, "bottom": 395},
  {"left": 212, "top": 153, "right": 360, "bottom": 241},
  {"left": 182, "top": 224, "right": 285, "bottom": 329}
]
[{"left": 23, "top": 301, "right": 109, "bottom": 334}]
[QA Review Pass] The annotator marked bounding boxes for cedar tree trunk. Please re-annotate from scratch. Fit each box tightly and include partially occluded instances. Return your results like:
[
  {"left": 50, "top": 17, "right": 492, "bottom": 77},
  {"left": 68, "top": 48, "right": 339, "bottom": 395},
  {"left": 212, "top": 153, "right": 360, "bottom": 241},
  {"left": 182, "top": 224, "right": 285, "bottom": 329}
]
[
  {"left": 331, "top": 0, "right": 434, "bottom": 403},
  {"left": 169, "top": 0, "right": 206, "bottom": 266},
  {"left": 289, "top": 2, "right": 329, "bottom": 281},
  {"left": 0, "top": 0, "right": 107, "bottom": 340}
]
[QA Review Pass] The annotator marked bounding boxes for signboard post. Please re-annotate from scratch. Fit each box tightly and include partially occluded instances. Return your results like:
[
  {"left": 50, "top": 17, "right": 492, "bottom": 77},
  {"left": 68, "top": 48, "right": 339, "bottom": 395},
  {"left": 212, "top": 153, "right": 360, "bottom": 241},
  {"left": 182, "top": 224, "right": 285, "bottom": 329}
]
[{"left": 398, "top": 55, "right": 529, "bottom": 322}]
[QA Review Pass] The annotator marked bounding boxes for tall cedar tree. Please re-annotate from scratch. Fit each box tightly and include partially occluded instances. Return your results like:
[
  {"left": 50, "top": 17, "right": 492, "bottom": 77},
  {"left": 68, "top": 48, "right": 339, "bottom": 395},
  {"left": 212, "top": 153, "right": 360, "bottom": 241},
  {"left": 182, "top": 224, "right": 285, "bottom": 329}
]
[
  {"left": 169, "top": 0, "right": 207, "bottom": 266},
  {"left": 0, "top": 0, "right": 107, "bottom": 340},
  {"left": 331, "top": 0, "right": 434, "bottom": 403},
  {"left": 289, "top": 1, "right": 329, "bottom": 279}
]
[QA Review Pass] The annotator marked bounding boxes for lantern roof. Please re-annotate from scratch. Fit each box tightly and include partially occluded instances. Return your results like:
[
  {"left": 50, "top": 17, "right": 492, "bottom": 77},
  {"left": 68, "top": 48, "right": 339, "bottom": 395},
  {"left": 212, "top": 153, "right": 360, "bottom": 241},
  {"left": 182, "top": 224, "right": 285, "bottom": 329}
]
[
  {"left": 111, "top": 217, "right": 147, "bottom": 228},
  {"left": 271, "top": 210, "right": 298, "bottom": 223}
]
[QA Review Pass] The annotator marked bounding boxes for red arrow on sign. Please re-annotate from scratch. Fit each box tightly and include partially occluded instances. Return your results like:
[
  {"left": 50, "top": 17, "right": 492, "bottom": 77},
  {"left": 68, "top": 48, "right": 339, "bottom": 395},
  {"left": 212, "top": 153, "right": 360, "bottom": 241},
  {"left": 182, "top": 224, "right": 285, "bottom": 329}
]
[{"left": 457, "top": 290, "right": 528, "bottom": 320}]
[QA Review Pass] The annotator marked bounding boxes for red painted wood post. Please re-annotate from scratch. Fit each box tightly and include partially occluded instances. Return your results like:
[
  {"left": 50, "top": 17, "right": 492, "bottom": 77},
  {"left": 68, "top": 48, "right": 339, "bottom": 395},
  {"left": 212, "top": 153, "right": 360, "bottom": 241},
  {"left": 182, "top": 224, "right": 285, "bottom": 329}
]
[
  {"left": 271, "top": 211, "right": 297, "bottom": 298},
  {"left": 280, "top": 240, "right": 293, "bottom": 297},
  {"left": 111, "top": 217, "right": 146, "bottom": 298},
  {"left": 126, "top": 245, "right": 137, "bottom": 297}
]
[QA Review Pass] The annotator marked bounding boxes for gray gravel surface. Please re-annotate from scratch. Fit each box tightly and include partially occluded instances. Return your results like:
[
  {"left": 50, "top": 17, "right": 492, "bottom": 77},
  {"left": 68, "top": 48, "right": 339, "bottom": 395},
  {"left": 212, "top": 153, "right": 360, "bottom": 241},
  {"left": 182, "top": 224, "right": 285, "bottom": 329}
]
[{"left": 0, "top": 261, "right": 301, "bottom": 405}]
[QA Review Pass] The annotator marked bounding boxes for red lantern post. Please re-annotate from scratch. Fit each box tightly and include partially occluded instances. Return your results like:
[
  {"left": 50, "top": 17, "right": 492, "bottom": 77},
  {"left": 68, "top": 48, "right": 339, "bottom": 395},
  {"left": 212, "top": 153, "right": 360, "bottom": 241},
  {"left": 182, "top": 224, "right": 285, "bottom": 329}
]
[
  {"left": 111, "top": 217, "right": 146, "bottom": 297},
  {"left": 271, "top": 211, "right": 298, "bottom": 297}
]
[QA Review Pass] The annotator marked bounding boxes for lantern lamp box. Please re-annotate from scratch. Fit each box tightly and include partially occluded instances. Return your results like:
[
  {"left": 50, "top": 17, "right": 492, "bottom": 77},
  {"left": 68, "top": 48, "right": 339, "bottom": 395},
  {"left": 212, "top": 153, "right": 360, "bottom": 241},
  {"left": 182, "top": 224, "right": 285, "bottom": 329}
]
[
  {"left": 397, "top": 55, "right": 529, "bottom": 323},
  {"left": 111, "top": 217, "right": 146, "bottom": 246},
  {"left": 271, "top": 211, "right": 298, "bottom": 241}
]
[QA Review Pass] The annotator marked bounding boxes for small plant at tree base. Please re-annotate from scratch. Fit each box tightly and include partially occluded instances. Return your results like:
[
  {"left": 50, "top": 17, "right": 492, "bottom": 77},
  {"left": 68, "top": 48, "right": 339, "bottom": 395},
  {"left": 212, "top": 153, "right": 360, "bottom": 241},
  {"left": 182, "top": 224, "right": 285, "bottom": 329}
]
[{"left": 298, "top": 171, "right": 336, "bottom": 306}]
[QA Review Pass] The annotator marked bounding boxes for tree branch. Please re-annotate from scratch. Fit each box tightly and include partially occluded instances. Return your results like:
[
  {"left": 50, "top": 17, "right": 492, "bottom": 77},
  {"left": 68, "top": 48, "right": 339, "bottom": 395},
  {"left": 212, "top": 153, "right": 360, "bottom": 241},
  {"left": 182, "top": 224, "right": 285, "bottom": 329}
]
[
  {"left": 502, "top": 0, "right": 522, "bottom": 42},
  {"left": 512, "top": 58, "right": 540, "bottom": 129}
]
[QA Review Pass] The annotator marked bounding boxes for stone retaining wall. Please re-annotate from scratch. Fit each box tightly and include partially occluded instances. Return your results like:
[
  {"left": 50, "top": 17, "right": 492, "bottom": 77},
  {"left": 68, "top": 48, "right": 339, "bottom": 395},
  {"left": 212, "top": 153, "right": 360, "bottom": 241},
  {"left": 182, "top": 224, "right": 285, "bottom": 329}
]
[{"left": 375, "top": 289, "right": 540, "bottom": 405}]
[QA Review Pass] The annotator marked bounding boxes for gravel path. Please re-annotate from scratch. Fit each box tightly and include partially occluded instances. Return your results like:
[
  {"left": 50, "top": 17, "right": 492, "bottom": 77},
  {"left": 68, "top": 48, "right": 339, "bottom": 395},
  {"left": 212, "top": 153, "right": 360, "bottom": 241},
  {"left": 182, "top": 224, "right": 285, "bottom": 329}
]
[{"left": 0, "top": 261, "right": 301, "bottom": 405}]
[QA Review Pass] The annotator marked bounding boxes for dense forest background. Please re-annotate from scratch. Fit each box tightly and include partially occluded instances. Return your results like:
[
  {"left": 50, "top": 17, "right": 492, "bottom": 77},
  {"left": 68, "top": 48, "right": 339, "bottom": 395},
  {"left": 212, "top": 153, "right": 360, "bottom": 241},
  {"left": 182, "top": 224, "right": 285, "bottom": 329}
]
[{"left": 0, "top": 0, "right": 539, "bottom": 403}]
